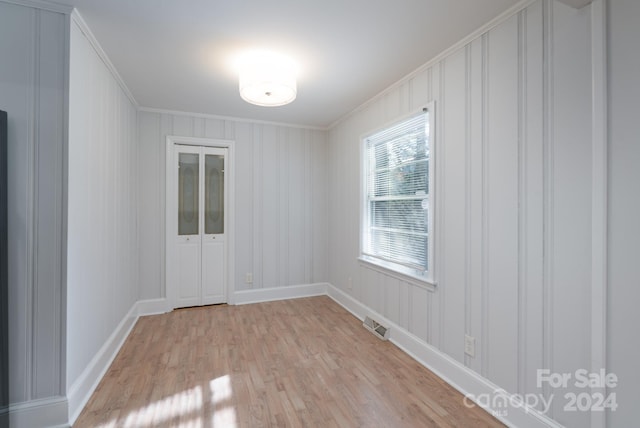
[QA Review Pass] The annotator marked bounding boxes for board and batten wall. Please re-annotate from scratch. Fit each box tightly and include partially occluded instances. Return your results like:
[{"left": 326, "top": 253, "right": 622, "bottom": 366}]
[
  {"left": 607, "top": 0, "right": 640, "bottom": 426},
  {"left": 137, "top": 111, "right": 329, "bottom": 303},
  {"left": 66, "top": 11, "right": 139, "bottom": 423},
  {"left": 328, "top": 1, "right": 594, "bottom": 426},
  {"left": 0, "top": 1, "right": 69, "bottom": 425}
]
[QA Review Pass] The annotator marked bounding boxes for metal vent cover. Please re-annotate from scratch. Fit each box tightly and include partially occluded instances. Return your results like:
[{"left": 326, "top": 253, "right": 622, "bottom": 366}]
[{"left": 363, "top": 316, "right": 390, "bottom": 340}]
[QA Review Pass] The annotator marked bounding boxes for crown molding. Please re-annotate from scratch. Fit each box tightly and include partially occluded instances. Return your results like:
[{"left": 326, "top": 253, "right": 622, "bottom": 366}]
[
  {"left": 139, "top": 106, "right": 328, "bottom": 131},
  {"left": 328, "top": 0, "right": 538, "bottom": 130},
  {"left": 0, "top": 0, "right": 72, "bottom": 14},
  {"left": 556, "top": 0, "right": 592, "bottom": 8},
  {"left": 70, "top": 9, "right": 139, "bottom": 108}
]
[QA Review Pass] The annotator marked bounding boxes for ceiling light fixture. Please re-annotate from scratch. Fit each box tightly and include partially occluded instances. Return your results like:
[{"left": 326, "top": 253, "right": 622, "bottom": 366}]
[{"left": 238, "top": 51, "right": 297, "bottom": 107}]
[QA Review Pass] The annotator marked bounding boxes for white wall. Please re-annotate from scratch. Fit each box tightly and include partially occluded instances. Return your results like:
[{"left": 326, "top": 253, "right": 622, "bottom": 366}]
[
  {"left": 328, "top": 1, "right": 594, "bottom": 426},
  {"left": 137, "top": 112, "right": 329, "bottom": 301},
  {"left": 66, "top": 11, "right": 138, "bottom": 416},
  {"left": 0, "top": 0, "right": 67, "bottom": 413},
  {"left": 607, "top": 0, "right": 640, "bottom": 426}
]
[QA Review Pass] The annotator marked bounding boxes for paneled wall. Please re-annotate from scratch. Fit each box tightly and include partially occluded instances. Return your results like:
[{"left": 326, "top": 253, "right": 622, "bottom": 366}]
[
  {"left": 0, "top": 1, "right": 67, "bottom": 406},
  {"left": 67, "top": 14, "right": 138, "bottom": 394},
  {"left": 607, "top": 0, "right": 640, "bottom": 425},
  {"left": 328, "top": 1, "right": 593, "bottom": 426},
  {"left": 138, "top": 112, "right": 328, "bottom": 300}
]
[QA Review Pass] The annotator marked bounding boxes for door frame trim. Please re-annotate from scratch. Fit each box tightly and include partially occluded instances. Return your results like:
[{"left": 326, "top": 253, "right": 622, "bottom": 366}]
[{"left": 165, "top": 136, "right": 236, "bottom": 308}]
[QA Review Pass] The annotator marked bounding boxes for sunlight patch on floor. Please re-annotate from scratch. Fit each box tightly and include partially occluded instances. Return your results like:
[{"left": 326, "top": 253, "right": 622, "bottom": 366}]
[
  {"left": 210, "top": 375, "right": 232, "bottom": 405},
  {"left": 210, "top": 375, "right": 237, "bottom": 427},
  {"left": 212, "top": 406, "right": 237, "bottom": 427},
  {"left": 121, "top": 385, "right": 203, "bottom": 427},
  {"left": 92, "top": 375, "right": 238, "bottom": 427}
]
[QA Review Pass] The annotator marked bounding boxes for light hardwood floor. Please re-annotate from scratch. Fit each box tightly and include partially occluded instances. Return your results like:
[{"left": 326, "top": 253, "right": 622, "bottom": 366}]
[{"left": 74, "top": 296, "right": 504, "bottom": 427}]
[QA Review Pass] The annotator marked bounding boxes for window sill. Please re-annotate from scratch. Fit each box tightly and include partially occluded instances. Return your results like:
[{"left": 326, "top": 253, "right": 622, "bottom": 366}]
[{"left": 358, "top": 256, "right": 436, "bottom": 292}]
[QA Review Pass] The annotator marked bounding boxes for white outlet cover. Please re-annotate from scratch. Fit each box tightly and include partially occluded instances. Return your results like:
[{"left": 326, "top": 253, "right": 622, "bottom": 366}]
[{"left": 464, "top": 334, "right": 476, "bottom": 358}]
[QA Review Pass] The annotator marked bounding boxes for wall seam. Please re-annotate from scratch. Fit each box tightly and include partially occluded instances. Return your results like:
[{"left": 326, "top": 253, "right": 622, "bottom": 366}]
[
  {"left": 517, "top": 7, "right": 528, "bottom": 397},
  {"left": 437, "top": 60, "right": 446, "bottom": 352},
  {"left": 464, "top": 43, "right": 472, "bottom": 368},
  {"left": 27, "top": 6, "right": 40, "bottom": 401},
  {"left": 59, "top": 9, "right": 71, "bottom": 396},
  {"left": 590, "top": 1, "right": 608, "bottom": 426},
  {"left": 541, "top": 0, "right": 555, "bottom": 413},
  {"left": 480, "top": 31, "right": 490, "bottom": 379}
]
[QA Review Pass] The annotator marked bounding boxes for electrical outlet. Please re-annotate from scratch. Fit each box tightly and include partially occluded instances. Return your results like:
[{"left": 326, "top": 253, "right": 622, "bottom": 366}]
[
  {"left": 245, "top": 273, "right": 253, "bottom": 284},
  {"left": 464, "top": 334, "right": 476, "bottom": 358},
  {"left": 347, "top": 277, "right": 353, "bottom": 290}
]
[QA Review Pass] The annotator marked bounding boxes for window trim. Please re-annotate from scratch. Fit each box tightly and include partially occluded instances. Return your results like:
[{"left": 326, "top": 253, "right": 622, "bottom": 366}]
[{"left": 359, "top": 103, "right": 436, "bottom": 287}]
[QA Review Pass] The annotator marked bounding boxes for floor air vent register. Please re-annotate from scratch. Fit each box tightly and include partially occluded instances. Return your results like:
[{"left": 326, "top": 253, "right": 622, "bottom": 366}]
[{"left": 363, "top": 316, "right": 390, "bottom": 340}]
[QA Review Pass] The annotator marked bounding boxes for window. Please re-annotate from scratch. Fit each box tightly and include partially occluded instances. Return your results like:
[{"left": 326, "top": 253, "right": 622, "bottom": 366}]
[{"left": 361, "top": 107, "right": 434, "bottom": 282}]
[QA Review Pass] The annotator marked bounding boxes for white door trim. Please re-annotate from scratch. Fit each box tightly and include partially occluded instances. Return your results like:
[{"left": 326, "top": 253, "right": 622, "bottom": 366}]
[{"left": 165, "top": 135, "right": 236, "bottom": 308}]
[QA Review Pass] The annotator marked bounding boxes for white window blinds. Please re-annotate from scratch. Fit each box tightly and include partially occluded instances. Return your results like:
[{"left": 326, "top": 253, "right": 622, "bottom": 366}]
[{"left": 363, "top": 112, "right": 430, "bottom": 274}]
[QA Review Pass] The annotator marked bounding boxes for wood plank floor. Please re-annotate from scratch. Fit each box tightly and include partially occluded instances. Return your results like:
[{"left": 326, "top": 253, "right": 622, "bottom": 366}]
[{"left": 74, "top": 296, "right": 504, "bottom": 427}]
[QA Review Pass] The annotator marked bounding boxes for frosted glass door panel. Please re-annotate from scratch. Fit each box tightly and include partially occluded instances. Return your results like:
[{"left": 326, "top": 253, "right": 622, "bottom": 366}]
[
  {"left": 205, "top": 154, "right": 224, "bottom": 235},
  {"left": 178, "top": 153, "right": 199, "bottom": 235}
]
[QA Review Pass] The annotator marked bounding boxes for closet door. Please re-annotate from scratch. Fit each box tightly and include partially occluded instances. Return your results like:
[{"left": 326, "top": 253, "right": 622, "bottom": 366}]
[{"left": 170, "top": 144, "right": 228, "bottom": 308}]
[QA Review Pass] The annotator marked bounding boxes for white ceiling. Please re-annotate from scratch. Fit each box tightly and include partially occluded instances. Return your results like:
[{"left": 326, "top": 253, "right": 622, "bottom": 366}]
[{"left": 56, "top": 0, "right": 522, "bottom": 128}]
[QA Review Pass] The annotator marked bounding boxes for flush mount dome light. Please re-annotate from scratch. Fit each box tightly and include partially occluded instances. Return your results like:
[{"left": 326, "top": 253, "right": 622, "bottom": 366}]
[{"left": 238, "top": 51, "right": 297, "bottom": 107}]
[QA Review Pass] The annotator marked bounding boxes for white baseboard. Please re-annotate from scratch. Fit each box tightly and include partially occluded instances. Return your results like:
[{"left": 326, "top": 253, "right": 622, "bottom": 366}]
[
  {"left": 326, "top": 284, "right": 563, "bottom": 428},
  {"left": 66, "top": 302, "right": 139, "bottom": 425},
  {"left": 9, "top": 396, "right": 69, "bottom": 428},
  {"left": 136, "top": 297, "right": 170, "bottom": 316},
  {"left": 232, "top": 283, "right": 328, "bottom": 305}
]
